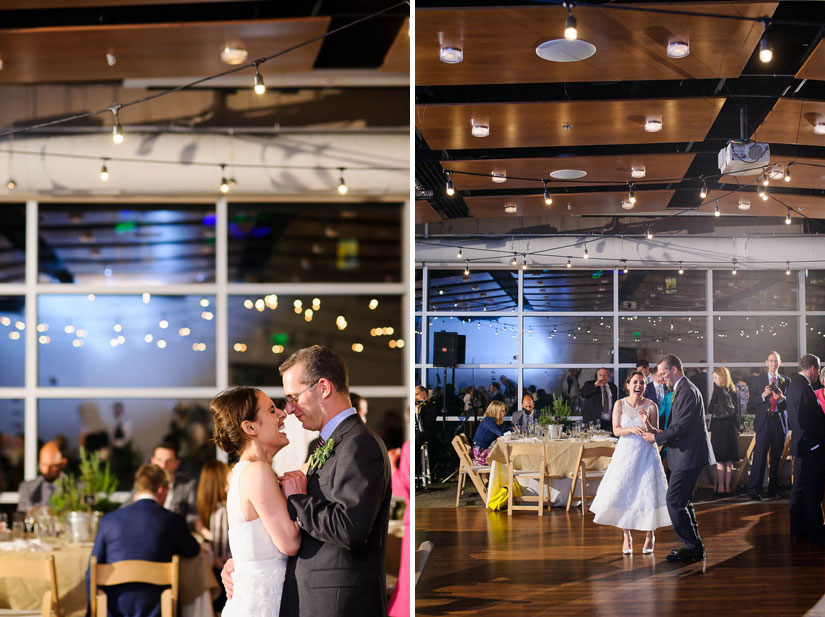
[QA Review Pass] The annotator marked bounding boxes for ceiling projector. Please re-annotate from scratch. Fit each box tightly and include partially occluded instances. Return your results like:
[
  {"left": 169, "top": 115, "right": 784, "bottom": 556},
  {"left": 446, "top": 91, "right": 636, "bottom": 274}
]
[{"left": 718, "top": 139, "right": 770, "bottom": 175}]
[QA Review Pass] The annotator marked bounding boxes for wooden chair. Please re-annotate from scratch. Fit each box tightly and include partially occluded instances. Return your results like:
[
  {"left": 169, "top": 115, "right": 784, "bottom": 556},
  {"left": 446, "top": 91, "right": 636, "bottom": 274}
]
[
  {"left": 0, "top": 554, "right": 60, "bottom": 617},
  {"left": 451, "top": 436, "right": 490, "bottom": 507},
  {"left": 415, "top": 540, "right": 434, "bottom": 587},
  {"left": 731, "top": 433, "right": 758, "bottom": 489},
  {"left": 504, "top": 441, "right": 550, "bottom": 516},
  {"left": 566, "top": 445, "right": 615, "bottom": 513},
  {"left": 89, "top": 555, "right": 179, "bottom": 617},
  {"left": 778, "top": 430, "right": 794, "bottom": 485}
]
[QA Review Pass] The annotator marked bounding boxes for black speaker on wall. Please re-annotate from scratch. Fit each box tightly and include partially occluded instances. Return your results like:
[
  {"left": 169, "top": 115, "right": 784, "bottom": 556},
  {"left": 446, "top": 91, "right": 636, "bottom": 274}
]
[{"left": 433, "top": 331, "right": 466, "bottom": 367}]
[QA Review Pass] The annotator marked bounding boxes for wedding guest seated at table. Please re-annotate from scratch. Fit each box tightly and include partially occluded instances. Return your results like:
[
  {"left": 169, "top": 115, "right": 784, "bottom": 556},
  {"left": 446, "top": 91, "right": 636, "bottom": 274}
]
[
  {"left": 87, "top": 464, "right": 200, "bottom": 617},
  {"left": 17, "top": 441, "right": 66, "bottom": 513},
  {"left": 150, "top": 442, "right": 199, "bottom": 530},
  {"left": 511, "top": 394, "right": 539, "bottom": 433},
  {"left": 196, "top": 460, "right": 231, "bottom": 613},
  {"left": 471, "top": 401, "right": 507, "bottom": 465}
]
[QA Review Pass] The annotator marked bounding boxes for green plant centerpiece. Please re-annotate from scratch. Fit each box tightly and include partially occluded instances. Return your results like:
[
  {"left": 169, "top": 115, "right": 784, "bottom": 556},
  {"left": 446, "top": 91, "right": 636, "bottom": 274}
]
[
  {"left": 50, "top": 447, "right": 119, "bottom": 517},
  {"left": 538, "top": 395, "right": 574, "bottom": 426}
]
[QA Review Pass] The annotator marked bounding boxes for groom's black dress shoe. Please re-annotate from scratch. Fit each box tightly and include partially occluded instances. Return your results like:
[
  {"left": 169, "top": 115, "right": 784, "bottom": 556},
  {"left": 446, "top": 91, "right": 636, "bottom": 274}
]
[
  {"left": 666, "top": 547, "right": 705, "bottom": 563},
  {"left": 748, "top": 492, "right": 763, "bottom": 502}
]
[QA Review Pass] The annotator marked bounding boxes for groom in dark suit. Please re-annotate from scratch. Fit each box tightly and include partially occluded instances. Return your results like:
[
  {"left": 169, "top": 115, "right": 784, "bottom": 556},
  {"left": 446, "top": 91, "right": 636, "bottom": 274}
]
[
  {"left": 644, "top": 354, "right": 715, "bottom": 562},
  {"left": 277, "top": 345, "right": 392, "bottom": 617},
  {"left": 785, "top": 353, "right": 825, "bottom": 546}
]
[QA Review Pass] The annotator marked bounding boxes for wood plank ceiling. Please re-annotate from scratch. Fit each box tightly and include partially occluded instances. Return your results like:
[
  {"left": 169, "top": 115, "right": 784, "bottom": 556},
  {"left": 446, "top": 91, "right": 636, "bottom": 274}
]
[{"left": 415, "top": 1, "right": 825, "bottom": 229}]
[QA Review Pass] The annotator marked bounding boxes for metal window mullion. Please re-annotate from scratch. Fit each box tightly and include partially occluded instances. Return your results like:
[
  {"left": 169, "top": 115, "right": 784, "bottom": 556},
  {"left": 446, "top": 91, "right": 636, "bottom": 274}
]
[
  {"left": 799, "top": 269, "right": 806, "bottom": 357},
  {"left": 402, "top": 199, "right": 410, "bottom": 413},
  {"left": 706, "top": 270, "right": 714, "bottom": 400},
  {"left": 612, "top": 268, "right": 619, "bottom": 387},
  {"left": 216, "top": 197, "right": 228, "bottom": 390},
  {"left": 421, "top": 265, "right": 428, "bottom": 388},
  {"left": 517, "top": 268, "right": 523, "bottom": 399},
  {"left": 24, "top": 200, "right": 38, "bottom": 480},
  {"left": 227, "top": 282, "right": 406, "bottom": 295}
]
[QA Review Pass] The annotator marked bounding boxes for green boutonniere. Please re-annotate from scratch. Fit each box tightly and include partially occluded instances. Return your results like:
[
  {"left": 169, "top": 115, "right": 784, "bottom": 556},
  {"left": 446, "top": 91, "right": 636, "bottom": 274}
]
[{"left": 310, "top": 438, "right": 335, "bottom": 471}]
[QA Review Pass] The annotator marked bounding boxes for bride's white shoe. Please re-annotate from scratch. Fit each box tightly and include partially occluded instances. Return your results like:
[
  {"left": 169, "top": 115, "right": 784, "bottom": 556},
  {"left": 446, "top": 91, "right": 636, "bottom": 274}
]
[
  {"left": 643, "top": 534, "right": 655, "bottom": 554},
  {"left": 622, "top": 532, "right": 633, "bottom": 555}
]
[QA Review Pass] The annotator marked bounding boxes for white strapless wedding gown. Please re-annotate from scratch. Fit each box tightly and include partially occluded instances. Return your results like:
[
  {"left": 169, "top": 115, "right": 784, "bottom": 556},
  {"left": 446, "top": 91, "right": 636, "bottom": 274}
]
[
  {"left": 221, "top": 461, "right": 288, "bottom": 617},
  {"left": 589, "top": 398, "right": 670, "bottom": 531}
]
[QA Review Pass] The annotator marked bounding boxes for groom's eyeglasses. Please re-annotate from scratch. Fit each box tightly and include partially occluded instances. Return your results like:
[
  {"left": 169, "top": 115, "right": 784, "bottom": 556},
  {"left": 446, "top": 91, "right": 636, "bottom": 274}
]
[{"left": 284, "top": 380, "right": 320, "bottom": 406}]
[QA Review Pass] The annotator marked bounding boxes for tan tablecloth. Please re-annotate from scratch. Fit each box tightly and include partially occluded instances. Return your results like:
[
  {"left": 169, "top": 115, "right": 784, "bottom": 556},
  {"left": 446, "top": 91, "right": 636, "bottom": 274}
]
[
  {"left": 486, "top": 438, "right": 616, "bottom": 508},
  {"left": 0, "top": 541, "right": 218, "bottom": 617}
]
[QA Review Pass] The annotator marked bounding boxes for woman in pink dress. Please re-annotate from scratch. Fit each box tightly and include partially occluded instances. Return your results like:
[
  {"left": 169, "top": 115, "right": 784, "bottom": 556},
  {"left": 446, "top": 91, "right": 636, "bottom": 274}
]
[{"left": 388, "top": 441, "right": 410, "bottom": 617}]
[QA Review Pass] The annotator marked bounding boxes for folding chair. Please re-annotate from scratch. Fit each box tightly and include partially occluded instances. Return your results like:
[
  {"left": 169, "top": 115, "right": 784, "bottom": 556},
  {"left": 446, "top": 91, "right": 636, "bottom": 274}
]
[
  {"left": 504, "top": 441, "right": 550, "bottom": 516},
  {"left": 415, "top": 541, "right": 434, "bottom": 587},
  {"left": 777, "top": 430, "right": 794, "bottom": 485},
  {"left": 451, "top": 435, "right": 490, "bottom": 506},
  {"left": 566, "top": 444, "right": 615, "bottom": 513},
  {"left": 0, "top": 554, "right": 60, "bottom": 617},
  {"left": 731, "top": 433, "right": 757, "bottom": 489},
  {"left": 89, "top": 555, "right": 179, "bottom": 617}
]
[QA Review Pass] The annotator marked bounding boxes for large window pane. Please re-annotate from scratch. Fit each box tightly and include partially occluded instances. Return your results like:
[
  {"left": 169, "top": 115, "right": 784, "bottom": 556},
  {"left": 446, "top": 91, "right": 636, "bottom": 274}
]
[
  {"left": 38, "top": 294, "right": 216, "bottom": 387},
  {"left": 425, "top": 368, "right": 518, "bottom": 410},
  {"left": 38, "top": 204, "right": 215, "bottom": 285},
  {"left": 38, "top": 398, "right": 214, "bottom": 490},
  {"left": 415, "top": 268, "right": 423, "bottom": 312},
  {"left": 414, "top": 316, "right": 422, "bottom": 365},
  {"left": 354, "top": 397, "right": 406, "bottom": 449},
  {"left": 713, "top": 315, "right": 797, "bottom": 363},
  {"left": 714, "top": 270, "right": 796, "bottom": 312},
  {"left": 0, "top": 297, "right": 25, "bottom": 387},
  {"left": 805, "top": 316, "right": 825, "bottom": 356},
  {"left": 427, "top": 316, "right": 518, "bottom": 364},
  {"left": 523, "top": 367, "right": 604, "bottom": 416},
  {"left": 228, "top": 295, "right": 403, "bottom": 387},
  {"left": 523, "top": 269, "right": 613, "bottom": 312},
  {"left": 806, "top": 270, "right": 825, "bottom": 311},
  {"left": 428, "top": 270, "right": 517, "bottom": 312},
  {"left": 0, "top": 399, "right": 24, "bottom": 492},
  {"left": 227, "top": 203, "right": 401, "bottom": 283},
  {"left": 619, "top": 270, "right": 706, "bottom": 311},
  {"left": 523, "top": 316, "right": 613, "bottom": 364},
  {"left": 618, "top": 316, "right": 706, "bottom": 363},
  {"left": 0, "top": 204, "right": 25, "bottom": 283}
]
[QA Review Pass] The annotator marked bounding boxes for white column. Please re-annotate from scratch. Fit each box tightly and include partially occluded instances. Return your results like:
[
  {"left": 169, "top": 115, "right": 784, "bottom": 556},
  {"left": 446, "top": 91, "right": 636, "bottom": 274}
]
[
  {"left": 215, "top": 197, "right": 228, "bottom": 390},
  {"left": 706, "top": 269, "right": 714, "bottom": 396},
  {"left": 798, "top": 269, "right": 806, "bottom": 358},
  {"left": 24, "top": 200, "right": 38, "bottom": 479}
]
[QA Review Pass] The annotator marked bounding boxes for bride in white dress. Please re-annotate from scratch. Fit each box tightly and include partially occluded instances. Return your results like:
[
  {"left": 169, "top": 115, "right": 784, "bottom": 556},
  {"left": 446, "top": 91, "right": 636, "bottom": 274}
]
[
  {"left": 589, "top": 370, "right": 669, "bottom": 554},
  {"left": 210, "top": 387, "right": 301, "bottom": 617}
]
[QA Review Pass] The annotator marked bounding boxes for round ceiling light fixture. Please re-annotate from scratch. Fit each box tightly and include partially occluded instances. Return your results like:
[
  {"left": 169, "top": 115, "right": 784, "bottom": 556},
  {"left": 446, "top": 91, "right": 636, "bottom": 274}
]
[
  {"left": 666, "top": 41, "right": 690, "bottom": 58},
  {"left": 471, "top": 122, "right": 490, "bottom": 138},
  {"left": 504, "top": 202, "right": 518, "bottom": 214},
  {"left": 738, "top": 200, "right": 750, "bottom": 211},
  {"left": 491, "top": 172, "right": 507, "bottom": 183},
  {"left": 631, "top": 167, "right": 646, "bottom": 179},
  {"left": 645, "top": 119, "right": 663, "bottom": 132},
  {"left": 535, "top": 39, "right": 597, "bottom": 63},
  {"left": 220, "top": 45, "right": 249, "bottom": 65},
  {"left": 440, "top": 46, "right": 464, "bottom": 64},
  {"left": 549, "top": 169, "right": 587, "bottom": 180}
]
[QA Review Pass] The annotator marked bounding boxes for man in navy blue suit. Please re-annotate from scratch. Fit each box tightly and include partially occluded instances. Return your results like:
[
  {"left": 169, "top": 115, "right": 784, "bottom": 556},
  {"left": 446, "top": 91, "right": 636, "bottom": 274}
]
[
  {"left": 748, "top": 351, "right": 789, "bottom": 500},
  {"left": 88, "top": 464, "right": 200, "bottom": 617},
  {"left": 637, "top": 359, "right": 659, "bottom": 405}
]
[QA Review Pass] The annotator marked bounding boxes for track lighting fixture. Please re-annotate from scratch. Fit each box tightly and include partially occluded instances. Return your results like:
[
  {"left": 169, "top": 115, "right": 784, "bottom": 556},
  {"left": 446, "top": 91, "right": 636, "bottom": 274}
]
[
  {"left": 253, "top": 63, "right": 266, "bottom": 95},
  {"left": 337, "top": 168, "right": 348, "bottom": 195}
]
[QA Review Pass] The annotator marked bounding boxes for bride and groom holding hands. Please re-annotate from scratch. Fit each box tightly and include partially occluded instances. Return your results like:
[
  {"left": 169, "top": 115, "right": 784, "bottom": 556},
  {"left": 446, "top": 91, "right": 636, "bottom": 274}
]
[{"left": 210, "top": 345, "right": 392, "bottom": 617}]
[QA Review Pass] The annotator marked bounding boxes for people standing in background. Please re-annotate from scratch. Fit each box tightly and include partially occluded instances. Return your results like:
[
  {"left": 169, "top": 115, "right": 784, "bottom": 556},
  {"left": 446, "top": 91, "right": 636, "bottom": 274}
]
[
  {"left": 581, "top": 368, "right": 618, "bottom": 433},
  {"left": 748, "top": 351, "right": 789, "bottom": 501},
  {"left": 488, "top": 382, "right": 505, "bottom": 403},
  {"left": 709, "top": 368, "right": 740, "bottom": 495},
  {"left": 560, "top": 369, "right": 582, "bottom": 412},
  {"left": 785, "top": 354, "right": 825, "bottom": 547},
  {"left": 196, "top": 460, "right": 231, "bottom": 613},
  {"left": 637, "top": 360, "right": 659, "bottom": 405},
  {"left": 388, "top": 441, "right": 410, "bottom": 617}
]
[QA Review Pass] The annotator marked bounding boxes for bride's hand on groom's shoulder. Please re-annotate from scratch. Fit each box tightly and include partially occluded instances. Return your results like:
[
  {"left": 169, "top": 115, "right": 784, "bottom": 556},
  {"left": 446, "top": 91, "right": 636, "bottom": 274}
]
[
  {"left": 221, "top": 558, "right": 235, "bottom": 598},
  {"left": 281, "top": 470, "right": 307, "bottom": 498}
]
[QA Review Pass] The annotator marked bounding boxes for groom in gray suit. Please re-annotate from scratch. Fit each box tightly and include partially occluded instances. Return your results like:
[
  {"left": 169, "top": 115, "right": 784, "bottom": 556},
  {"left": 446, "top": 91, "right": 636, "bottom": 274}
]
[
  {"left": 279, "top": 346, "right": 392, "bottom": 616},
  {"left": 644, "top": 354, "right": 715, "bottom": 563}
]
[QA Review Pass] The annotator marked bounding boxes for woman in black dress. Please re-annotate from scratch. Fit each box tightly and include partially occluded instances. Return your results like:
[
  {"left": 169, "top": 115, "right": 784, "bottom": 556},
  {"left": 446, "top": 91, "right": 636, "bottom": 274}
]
[{"left": 709, "top": 367, "right": 740, "bottom": 494}]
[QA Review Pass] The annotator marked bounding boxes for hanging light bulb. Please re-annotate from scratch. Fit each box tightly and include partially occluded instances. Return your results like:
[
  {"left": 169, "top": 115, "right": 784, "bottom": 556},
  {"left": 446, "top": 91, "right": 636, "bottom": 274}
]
[
  {"left": 563, "top": 4, "right": 577, "bottom": 41},
  {"left": 99, "top": 159, "right": 110, "bottom": 182},
  {"left": 111, "top": 105, "right": 124, "bottom": 144},
  {"left": 678, "top": 262, "right": 684, "bottom": 275},
  {"left": 521, "top": 255, "right": 528, "bottom": 270},
  {"left": 253, "top": 63, "right": 266, "bottom": 95},
  {"left": 732, "top": 259, "right": 738, "bottom": 275},
  {"left": 219, "top": 164, "right": 230, "bottom": 193},
  {"left": 543, "top": 179, "right": 552, "bottom": 205},
  {"left": 337, "top": 168, "right": 348, "bottom": 195},
  {"left": 445, "top": 171, "right": 455, "bottom": 196},
  {"left": 784, "top": 165, "right": 792, "bottom": 182},
  {"left": 786, "top": 210, "right": 792, "bottom": 225},
  {"left": 6, "top": 178, "right": 15, "bottom": 190},
  {"left": 628, "top": 182, "right": 636, "bottom": 204},
  {"left": 647, "top": 228, "right": 653, "bottom": 240},
  {"left": 511, "top": 254, "right": 518, "bottom": 267},
  {"left": 714, "top": 202, "right": 721, "bottom": 217},
  {"left": 583, "top": 245, "right": 589, "bottom": 259},
  {"left": 786, "top": 261, "right": 791, "bottom": 275},
  {"left": 758, "top": 184, "right": 767, "bottom": 200},
  {"left": 699, "top": 178, "right": 708, "bottom": 199},
  {"left": 566, "top": 257, "right": 572, "bottom": 268},
  {"left": 463, "top": 260, "right": 470, "bottom": 276},
  {"left": 622, "top": 259, "right": 629, "bottom": 274},
  {"left": 759, "top": 34, "right": 773, "bottom": 63},
  {"left": 762, "top": 174, "right": 770, "bottom": 187},
  {"left": 457, "top": 248, "right": 463, "bottom": 259}
]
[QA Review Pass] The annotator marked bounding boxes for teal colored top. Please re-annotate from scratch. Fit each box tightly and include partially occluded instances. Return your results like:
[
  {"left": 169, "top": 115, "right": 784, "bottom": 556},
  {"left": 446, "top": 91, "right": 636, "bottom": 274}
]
[{"left": 659, "top": 391, "right": 673, "bottom": 455}]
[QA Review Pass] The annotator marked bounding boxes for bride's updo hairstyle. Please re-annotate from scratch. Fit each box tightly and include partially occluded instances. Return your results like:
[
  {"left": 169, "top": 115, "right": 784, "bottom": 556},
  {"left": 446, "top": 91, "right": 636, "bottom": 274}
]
[{"left": 210, "top": 386, "right": 260, "bottom": 456}]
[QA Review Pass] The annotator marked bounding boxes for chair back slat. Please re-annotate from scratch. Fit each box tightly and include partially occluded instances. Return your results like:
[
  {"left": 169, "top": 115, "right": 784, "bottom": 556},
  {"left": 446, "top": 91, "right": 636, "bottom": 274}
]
[
  {"left": 90, "top": 555, "right": 179, "bottom": 617},
  {"left": 0, "top": 554, "right": 60, "bottom": 617}
]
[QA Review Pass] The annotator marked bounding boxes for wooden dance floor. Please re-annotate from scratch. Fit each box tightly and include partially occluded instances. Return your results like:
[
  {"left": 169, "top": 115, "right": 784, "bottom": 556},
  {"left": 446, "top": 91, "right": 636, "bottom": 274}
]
[{"left": 416, "top": 502, "right": 825, "bottom": 617}]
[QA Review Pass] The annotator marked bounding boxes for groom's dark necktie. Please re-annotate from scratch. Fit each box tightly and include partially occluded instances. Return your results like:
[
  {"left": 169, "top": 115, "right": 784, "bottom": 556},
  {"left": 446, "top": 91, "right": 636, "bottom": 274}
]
[{"left": 314, "top": 435, "right": 326, "bottom": 453}]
